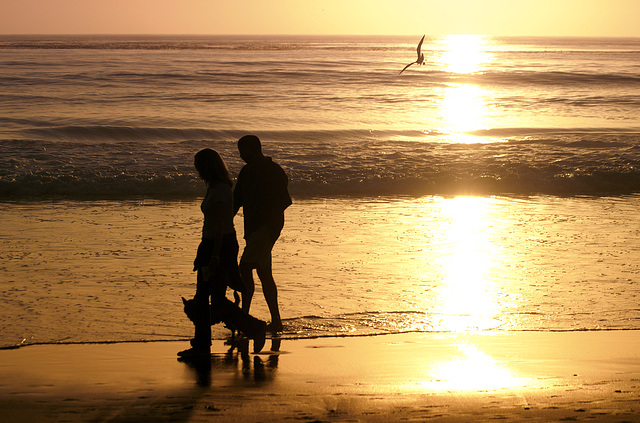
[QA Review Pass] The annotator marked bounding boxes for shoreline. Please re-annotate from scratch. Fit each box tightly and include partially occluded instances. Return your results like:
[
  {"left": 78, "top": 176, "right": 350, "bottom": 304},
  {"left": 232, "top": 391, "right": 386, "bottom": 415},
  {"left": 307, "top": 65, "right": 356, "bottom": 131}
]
[
  {"left": 1, "top": 330, "right": 639, "bottom": 422},
  {"left": 3, "top": 326, "right": 640, "bottom": 350}
]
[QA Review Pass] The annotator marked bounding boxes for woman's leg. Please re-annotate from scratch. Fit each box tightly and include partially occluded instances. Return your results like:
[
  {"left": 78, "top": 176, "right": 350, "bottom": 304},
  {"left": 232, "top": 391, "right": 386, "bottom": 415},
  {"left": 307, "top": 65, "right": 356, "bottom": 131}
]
[{"left": 192, "top": 267, "right": 211, "bottom": 349}]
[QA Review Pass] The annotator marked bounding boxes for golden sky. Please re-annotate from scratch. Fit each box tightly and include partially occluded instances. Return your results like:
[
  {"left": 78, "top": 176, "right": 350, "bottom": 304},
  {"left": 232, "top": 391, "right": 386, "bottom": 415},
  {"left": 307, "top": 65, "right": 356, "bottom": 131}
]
[{"left": 1, "top": 0, "right": 639, "bottom": 36}]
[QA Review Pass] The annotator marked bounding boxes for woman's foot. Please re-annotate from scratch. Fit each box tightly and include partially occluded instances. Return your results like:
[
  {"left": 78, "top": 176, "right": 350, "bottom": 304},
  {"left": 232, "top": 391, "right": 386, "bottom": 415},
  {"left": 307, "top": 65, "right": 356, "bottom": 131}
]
[
  {"left": 177, "top": 346, "right": 210, "bottom": 358},
  {"left": 178, "top": 338, "right": 211, "bottom": 358}
]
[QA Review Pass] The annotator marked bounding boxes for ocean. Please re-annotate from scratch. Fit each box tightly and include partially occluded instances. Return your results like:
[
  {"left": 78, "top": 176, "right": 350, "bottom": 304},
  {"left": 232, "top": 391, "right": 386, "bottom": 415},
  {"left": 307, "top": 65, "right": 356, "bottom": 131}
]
[{"left": 1, "top": 35, "right": 639, "bottom": 348}]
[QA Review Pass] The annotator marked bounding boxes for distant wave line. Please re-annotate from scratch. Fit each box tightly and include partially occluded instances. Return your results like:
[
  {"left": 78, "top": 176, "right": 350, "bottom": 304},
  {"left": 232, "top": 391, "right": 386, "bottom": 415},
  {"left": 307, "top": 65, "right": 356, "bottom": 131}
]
[
  {"left": 12, "top": 125, "right": 640, "bottom": 143},
  {"left": 2, "top": 37, "right": 640, "bottom": 54}
]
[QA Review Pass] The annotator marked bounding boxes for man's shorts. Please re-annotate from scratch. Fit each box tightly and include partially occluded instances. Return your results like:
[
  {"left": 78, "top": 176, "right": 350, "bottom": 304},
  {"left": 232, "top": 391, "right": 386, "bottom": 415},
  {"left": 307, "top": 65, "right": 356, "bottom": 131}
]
[{"left": 240, "top": 226, "right": 277, "bottom": 268}]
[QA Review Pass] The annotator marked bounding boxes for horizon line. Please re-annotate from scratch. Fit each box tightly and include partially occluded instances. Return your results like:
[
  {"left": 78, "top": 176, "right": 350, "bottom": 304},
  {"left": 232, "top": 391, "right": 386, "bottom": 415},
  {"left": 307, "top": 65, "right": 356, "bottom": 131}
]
[{"left": 2, "top": 33, "right": 639, "bottom": 39}]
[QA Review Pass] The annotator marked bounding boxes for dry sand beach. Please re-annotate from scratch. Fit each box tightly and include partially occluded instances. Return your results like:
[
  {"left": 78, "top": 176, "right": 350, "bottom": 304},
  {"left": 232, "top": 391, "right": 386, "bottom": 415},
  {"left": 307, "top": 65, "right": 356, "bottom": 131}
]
[{"left": 1, "top": 331, "right": 639, "bottom": 422}]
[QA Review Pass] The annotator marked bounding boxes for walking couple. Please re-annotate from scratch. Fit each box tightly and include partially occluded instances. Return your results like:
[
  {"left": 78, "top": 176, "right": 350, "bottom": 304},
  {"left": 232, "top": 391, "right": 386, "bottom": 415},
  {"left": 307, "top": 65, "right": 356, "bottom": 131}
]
[{"left": 179, "top": 135, "right": 292, "bottom": 357}]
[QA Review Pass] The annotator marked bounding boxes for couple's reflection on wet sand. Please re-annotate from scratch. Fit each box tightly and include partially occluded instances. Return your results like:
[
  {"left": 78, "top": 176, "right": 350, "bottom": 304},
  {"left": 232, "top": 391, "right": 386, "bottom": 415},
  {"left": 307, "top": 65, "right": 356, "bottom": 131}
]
[{"left": 179, "top": 337, "right": 281, "bottom": 387}]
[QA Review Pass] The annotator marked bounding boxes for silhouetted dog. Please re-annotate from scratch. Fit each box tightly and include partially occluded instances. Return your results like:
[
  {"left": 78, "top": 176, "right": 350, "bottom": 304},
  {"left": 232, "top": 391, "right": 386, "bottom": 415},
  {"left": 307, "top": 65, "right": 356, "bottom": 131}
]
[{"left": 182, "top": 291, "right": 241, "bottom": 335}]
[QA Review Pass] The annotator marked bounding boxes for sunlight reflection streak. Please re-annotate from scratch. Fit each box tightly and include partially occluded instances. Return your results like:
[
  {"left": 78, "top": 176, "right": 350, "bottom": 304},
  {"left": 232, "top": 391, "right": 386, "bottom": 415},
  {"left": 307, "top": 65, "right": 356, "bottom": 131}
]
[
  {"left": 437, "top": 34, "right": 492, "bottom": 74},
  {"left": 440, "top": 84, "right": 487, "bottom": 138},
  {"left": 433, "top": 35, "right": 493, "bottom": 143},
  {"left": 418, "top": 341, "right": 528, "bottom": 391},
  {"left": 434, "top": 197, "right": 501, "bottom": 332}
]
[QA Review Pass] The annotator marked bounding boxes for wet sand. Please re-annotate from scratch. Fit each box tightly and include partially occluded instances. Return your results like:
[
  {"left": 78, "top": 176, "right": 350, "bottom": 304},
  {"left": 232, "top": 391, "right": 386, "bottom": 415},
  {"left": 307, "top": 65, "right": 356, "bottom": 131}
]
[
  {"left": 4, "top": 197, "right": 640, "bottom": 348},
  {"left": 1, "top": 331, "right": 639, "bottom": 422}
]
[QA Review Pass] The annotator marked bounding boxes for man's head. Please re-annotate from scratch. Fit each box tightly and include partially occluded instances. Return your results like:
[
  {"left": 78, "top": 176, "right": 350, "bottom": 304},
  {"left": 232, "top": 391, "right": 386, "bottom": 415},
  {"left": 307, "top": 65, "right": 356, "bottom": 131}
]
[{"left": 237, "top": 135, "right": 263, "bottom": 164}]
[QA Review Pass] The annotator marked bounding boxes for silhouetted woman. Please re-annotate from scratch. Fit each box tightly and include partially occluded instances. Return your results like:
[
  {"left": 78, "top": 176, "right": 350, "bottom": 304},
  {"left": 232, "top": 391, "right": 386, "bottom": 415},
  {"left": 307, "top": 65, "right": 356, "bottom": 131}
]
[{"left": 178, "top": 148, "right": 266, "bottom": 358}]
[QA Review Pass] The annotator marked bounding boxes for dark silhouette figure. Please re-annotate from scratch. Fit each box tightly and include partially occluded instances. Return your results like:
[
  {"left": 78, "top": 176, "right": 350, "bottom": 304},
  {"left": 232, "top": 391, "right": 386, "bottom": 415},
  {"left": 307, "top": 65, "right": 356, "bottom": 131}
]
[
  {"left": 399, "top": 35, "right": 426, "bottom": 74},
  {"left": 233, "top": 135, "right": 292, "bottom": 333},
  {"left": 178, "top": 148, "right": 267, "bottom": 359}
]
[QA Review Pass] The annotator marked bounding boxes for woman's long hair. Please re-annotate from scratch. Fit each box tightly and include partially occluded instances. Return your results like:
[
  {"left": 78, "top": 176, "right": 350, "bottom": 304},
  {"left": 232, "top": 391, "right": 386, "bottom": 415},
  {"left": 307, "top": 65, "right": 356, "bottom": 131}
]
[{"left": 194, "top": 148, "right": 232, "bottom": 187}]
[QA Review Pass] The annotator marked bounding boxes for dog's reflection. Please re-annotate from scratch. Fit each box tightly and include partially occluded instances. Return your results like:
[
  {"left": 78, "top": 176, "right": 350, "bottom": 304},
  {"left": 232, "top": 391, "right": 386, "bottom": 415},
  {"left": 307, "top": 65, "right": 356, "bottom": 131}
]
[{"left": 179, "top": 337, "right": 281, "bottom": 387}]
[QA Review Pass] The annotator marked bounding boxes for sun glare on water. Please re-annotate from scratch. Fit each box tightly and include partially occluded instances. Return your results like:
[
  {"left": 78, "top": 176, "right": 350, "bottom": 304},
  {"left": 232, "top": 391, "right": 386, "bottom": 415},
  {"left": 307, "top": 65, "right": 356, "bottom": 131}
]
[
  {"left": 435, "top": 35, "right": 494, "bottom": 143},
  {"left": 438, "top": 34, "right": 491, "bottom": 74},
  {"left": 432, "top": 197, "right": 501, "bottom": 332},
  {"left": 441, "top": 84, "right": 486, "bottom": 135}
]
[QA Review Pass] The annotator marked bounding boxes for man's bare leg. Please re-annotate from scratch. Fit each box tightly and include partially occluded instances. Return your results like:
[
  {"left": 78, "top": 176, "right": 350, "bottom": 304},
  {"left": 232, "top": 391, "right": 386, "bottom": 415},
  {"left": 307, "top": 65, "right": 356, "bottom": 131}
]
[{"left": 257, "top": 262, "right": 282, "bottom": 332}]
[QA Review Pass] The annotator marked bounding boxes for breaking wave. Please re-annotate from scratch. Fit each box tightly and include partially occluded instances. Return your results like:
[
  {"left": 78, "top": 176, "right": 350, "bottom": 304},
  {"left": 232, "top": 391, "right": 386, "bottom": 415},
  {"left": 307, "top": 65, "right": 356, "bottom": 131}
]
[{"left": 2, "top": 129, "right": 640, "bottom": 199}]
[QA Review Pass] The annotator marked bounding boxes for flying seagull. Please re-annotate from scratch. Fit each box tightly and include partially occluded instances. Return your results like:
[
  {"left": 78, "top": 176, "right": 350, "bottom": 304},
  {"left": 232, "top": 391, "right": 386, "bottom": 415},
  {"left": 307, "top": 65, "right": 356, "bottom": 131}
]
[{"left": 399, "top": 35, "right": 426, "bottom": 74}]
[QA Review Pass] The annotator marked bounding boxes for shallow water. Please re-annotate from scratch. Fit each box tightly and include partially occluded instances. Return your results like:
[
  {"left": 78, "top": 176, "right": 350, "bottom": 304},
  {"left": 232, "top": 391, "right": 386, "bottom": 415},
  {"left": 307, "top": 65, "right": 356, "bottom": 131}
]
[{"left": 1, "top": 195, "right": 639, "bottom": 348}]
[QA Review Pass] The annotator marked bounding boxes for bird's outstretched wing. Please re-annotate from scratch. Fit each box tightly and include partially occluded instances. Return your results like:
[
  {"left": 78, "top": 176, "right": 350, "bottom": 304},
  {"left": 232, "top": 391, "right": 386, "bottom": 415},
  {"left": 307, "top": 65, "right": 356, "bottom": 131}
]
[
  {"left": 416, "top": 35, "right": 425, "bottom": 60},
  {"left": 399, "top": 62, "right": 415, "bottom": 75}
]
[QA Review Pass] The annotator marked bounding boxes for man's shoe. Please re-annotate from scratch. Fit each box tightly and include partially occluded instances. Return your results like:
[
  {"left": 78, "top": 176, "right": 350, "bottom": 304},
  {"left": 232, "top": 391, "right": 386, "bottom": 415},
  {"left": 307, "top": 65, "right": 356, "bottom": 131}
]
[{"left": 266, "top": 321, "right": 283, "bottom": 333}]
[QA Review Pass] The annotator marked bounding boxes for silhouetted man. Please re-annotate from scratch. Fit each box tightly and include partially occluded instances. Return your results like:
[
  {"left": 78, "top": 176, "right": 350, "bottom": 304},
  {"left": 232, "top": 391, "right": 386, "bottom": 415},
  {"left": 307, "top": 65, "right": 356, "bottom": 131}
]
[{"left": 233, "top": 135, "right": 292, "bottom": 332}]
